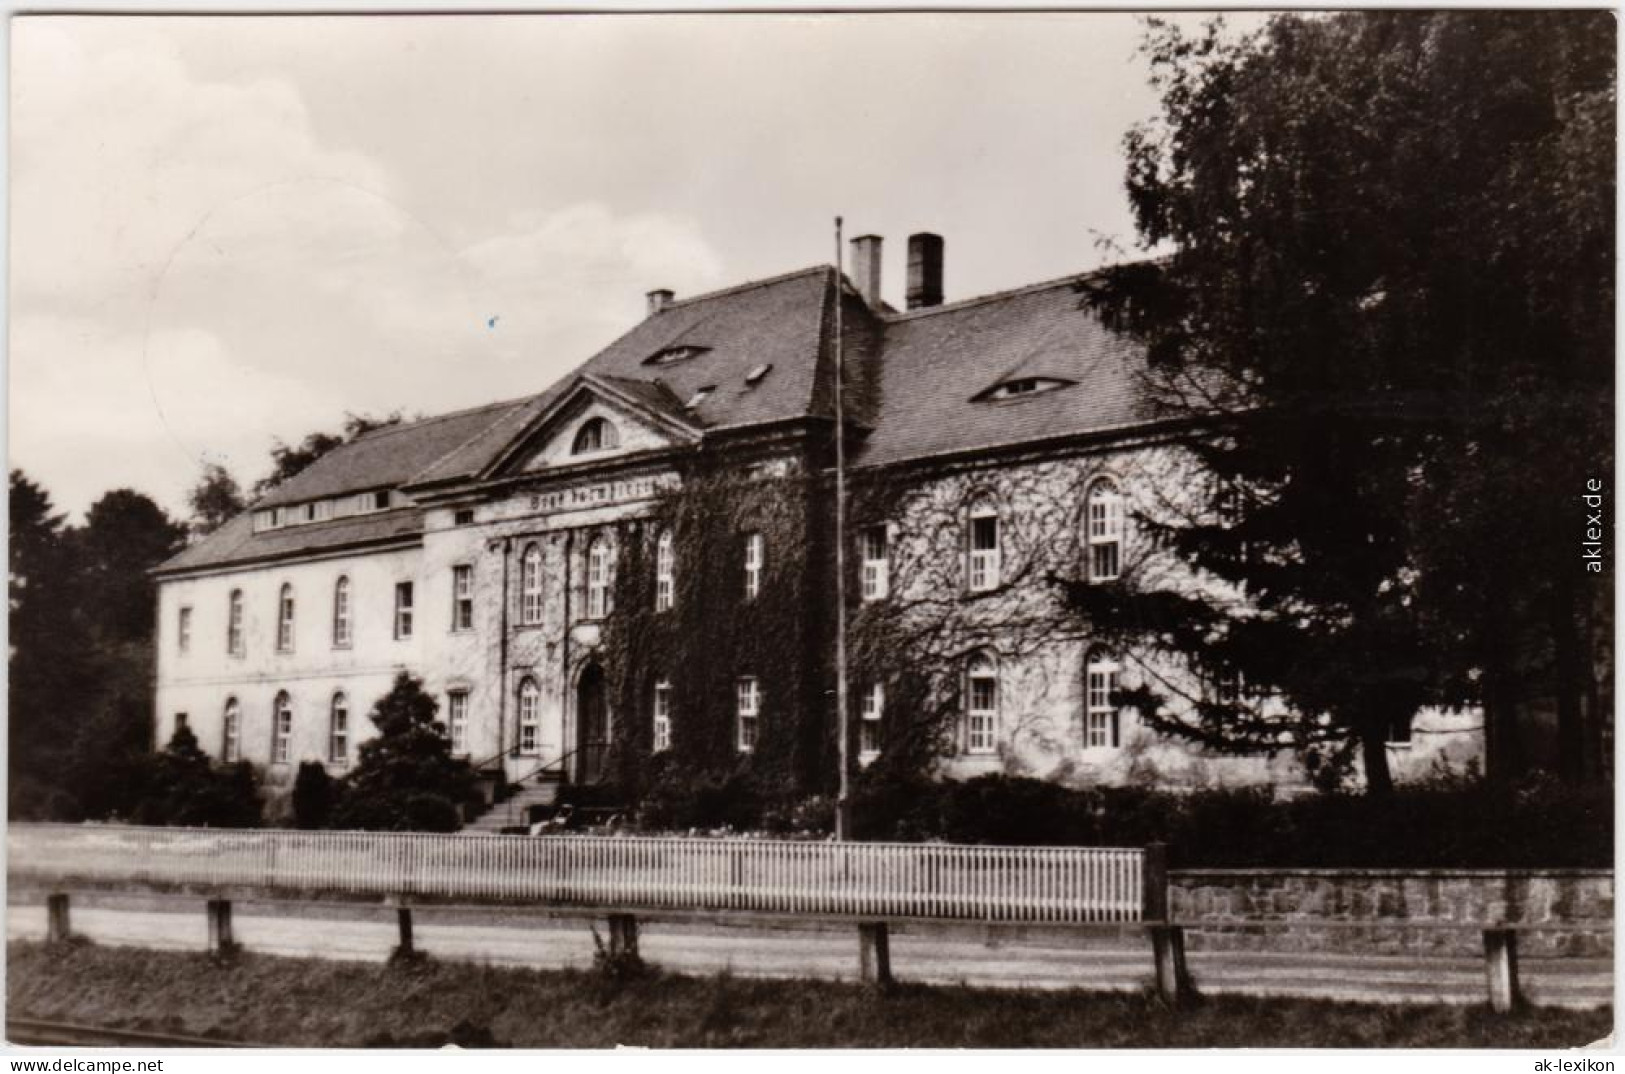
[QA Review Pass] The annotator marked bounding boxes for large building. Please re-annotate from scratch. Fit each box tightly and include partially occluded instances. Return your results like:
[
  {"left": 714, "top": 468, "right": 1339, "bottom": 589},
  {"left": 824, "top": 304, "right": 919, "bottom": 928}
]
[{"left": 152, "top": 234, "right": 1481, "bottom": 808}]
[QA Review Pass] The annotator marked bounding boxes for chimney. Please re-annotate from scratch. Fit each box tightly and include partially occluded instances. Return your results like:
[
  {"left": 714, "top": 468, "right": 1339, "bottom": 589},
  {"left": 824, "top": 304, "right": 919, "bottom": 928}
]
[
  {"left": 906, "top": 233, "right": 944, "bottom": 310},
  {"left": 647, "top": 288, "right": 675, "bottom": 315},
  {"left": 850, "top": 234, "right": 883, "bottom": 308}
]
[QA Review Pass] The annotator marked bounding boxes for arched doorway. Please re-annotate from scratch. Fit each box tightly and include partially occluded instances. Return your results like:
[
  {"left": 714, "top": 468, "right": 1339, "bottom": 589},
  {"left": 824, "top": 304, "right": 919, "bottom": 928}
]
[{"left": 576, "top": 662, "right": 611, "bottom": 784}]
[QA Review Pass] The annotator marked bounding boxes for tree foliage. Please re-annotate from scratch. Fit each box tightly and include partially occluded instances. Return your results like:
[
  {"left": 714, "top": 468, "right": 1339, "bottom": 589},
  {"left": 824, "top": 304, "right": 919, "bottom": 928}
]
[
  {"left": 126, "top": 724, "right": 262, "bottom": 828},
  {"left": 329, "top": 672, "right": 477, "bottom": 831},
  {"left": 1070, "top": 12, "right": 1613, "bottom": 790},
  {"left": 186, "top": 462, "right": 246, "bottom": 537}
]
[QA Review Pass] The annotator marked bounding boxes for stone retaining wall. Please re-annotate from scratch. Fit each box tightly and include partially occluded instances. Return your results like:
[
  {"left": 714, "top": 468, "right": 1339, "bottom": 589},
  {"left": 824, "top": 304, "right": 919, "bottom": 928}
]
[{"left": 1170, "top": 869, "right": 1613, "bottom": 958}]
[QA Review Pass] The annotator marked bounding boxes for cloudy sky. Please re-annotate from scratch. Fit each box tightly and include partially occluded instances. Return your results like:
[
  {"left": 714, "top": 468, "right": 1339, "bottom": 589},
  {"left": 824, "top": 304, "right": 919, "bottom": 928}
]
[{"left": 12, "top": 12, "right": 1230, "bottom": 520}]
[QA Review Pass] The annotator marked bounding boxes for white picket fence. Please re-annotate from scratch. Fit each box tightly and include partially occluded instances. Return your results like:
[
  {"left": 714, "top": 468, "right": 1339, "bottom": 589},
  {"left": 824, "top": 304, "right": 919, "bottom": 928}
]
[{"left": 7, "top": 824, "right": 1147, "bottom": 924}]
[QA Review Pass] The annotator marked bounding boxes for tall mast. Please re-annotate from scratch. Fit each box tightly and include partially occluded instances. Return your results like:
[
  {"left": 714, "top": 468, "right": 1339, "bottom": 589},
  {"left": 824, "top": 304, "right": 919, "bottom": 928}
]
[{"left": 833, "top": 216, "right": 853, "bottom": 841}]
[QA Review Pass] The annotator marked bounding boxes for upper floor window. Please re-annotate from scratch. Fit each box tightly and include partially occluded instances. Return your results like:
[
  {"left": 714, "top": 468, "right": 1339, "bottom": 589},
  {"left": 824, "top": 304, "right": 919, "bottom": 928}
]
[
  {"left": 452, "top": 565, "right": 474, "bottom": 631},
  {"left": 572, "top": 417, "right": 619, "bottom": 455},
  {"left": 966, "top": 654, "right": 998, "bottom": 754},
  {"left": 272, "top": 691, "right": 293, "bottom": 764},
  {"left": 447, "top": 690, "right": 469, "bottom": 756},
  {"left": 517, "top": 677, "right": 541, "bottom": 755},
  {"left": 178, "top": 606, "right": 192, "bottom": 654},
  {"left": 860, "top": 526, "right": 890, "bottom": 601},
  {"left": 520, "top": 543, "right": 545, "bottom": 625},
  {"left": 968, "top": 499, "right": 1001, "bottom": 592},
  {"left": 227, "top": 590, "right": 245, "bottom": 656},
  {"left": 222, "top": 698, "right": 241, "bottom": 763},
  {"left": 395, "top": 581, "right": 414, "bottom": 639},
  {"left": 860, "top": 682, "right": 884, "bottom": 762},
  {"left": 276, "top": 583, "right": 295, "bottom": 652},
  {"left": 1085, "top": 652, "right": 1122, "bottom": 749},
  {"left": 654, "top": 530, "right": 675, "bottom": 612},
  {"left": 329, "top": 692, "right": 349, "bottom": 765},
  {"left": 736, "top": 676, "right": 760, "bottom": 753},
  {"left": 332, "top": 577, "right": 352, "bottom": 648},
  {"left": 743, "top": 532, "right": 764, "bottom": 600},
  {"left": 1087, "top": 478, "right": 1124, "bottom": 581},
  {"left": 653, "top": 679, "right": 672, "bottom": 752},
  {"left": 586, "top": 536, "right": 614, "bottom": 619}
]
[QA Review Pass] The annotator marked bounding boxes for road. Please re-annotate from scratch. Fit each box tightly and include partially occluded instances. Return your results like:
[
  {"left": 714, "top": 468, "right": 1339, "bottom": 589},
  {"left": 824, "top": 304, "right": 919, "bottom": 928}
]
[{"left": 6, "top": 896, "right": 1611, "bottom": 1009}]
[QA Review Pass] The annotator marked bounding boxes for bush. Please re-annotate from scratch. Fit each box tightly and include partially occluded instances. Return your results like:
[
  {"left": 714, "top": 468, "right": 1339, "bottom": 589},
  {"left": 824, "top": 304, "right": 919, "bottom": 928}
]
[
  {"left": 126, "top": 727, "right": 262, "bottom": 828},
  {"left": 328, "top": 672, "right": 478, "bottom": 831},
  {"left": 291, "top": 762, "right": 335, "bottom": 830},
  {"left": 636, "top": 768, "right": 763, "bottom": 831}
]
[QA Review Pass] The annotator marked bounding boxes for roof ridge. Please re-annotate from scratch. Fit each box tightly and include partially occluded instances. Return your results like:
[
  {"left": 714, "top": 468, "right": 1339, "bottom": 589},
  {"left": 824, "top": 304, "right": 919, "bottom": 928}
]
[
  {"left": 349, "top": 393, "right": 534, "bottom": 444},
  {"left": 658, "top": 264, "right": 831, "bottom": 312},
  {"left": 881, "top": 265, "right": 1113, "bottom": 323}
]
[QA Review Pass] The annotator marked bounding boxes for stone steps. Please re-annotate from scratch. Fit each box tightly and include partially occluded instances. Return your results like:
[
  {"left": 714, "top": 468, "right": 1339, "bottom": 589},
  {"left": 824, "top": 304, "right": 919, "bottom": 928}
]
[{"left": 462, "top": 779, "right": 563, "bottom": 834}]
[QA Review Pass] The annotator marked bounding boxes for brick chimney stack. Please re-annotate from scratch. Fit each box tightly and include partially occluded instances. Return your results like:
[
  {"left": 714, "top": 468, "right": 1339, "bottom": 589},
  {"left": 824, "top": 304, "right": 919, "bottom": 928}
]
[
  {"left": 906, "top": 233, "right": 944, "bottom": 310},
  {"left": 647, "top": 288, "right": 675, "bottom": 315},
  {"left": 850, "top": 235, "right": 883, "bottom": 308}
]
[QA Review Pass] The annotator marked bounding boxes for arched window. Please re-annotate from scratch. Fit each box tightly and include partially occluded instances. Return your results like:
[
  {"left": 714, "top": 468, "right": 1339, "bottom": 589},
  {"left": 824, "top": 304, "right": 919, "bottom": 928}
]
[
  {"left": 276, "top": 583, "right": 296, "bottom": 652},
  {"left": 654, "top": 530, "right": 675, "bottom": 612},
  {"left": 222, "top": 698, "right": 241, "bottom": 762},
  {"left": 521, "top": 543, "right": 544, "bottom": 624},
  {"left": 1084, "top": 651, "right": 1122, "bottom": 749},
  {"left": 518, "top": 677, "right": 541, "bottom": 755},
  {"left": 967, "top": 498, "right": 1001, "bottom": 592},
  {"left": 332, "top": 576, "right": 352, "bottom": 647},
  {"left": 965, "top": 653, "right": 998, "bottom": 754},
  {"left": 226, "top": 590, "right": 245, "bottom": 656},
  {"left": 586, "top": 536, "right": 614, "bottom": 619},
  {"left": 272, "top": 691, "right": 293, "bottom": 764},
  {"left": 329, "top": 692, "right": 349, "bottom": 764},
  {"left": 572, "top": 417, "right": 619, "bottom": 455},
  {"left": 1087, "top": 478, "right": 1124, "bottom": 581}
]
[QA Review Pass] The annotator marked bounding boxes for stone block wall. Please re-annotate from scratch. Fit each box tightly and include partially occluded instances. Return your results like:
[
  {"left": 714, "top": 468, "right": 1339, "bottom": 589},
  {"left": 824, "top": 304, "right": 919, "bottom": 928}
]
[{"left": 1170, "top": 869, "right": 1614, "bottom": 958}]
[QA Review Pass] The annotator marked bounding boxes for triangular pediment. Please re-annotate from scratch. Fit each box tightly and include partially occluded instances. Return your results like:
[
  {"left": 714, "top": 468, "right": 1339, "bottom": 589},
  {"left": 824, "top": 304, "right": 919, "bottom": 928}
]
[{"left": 483, "top": 375, "right": 702, "bottom": 479}]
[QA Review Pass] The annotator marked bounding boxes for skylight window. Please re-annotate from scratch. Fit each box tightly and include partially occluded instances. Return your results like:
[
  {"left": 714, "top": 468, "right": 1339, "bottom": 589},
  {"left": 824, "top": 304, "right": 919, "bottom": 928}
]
[
  {"left": 745, "top": 363, "right": 773, "bottom": 386},
  {"left": 976, "top": 377, "right": 1075, "bottom": 402},
  {"left": 645, "top": 345, "right": 710, "bottom": 367},
  {"left": 686, "top": 385, "right": 715, "bottom": 409}
]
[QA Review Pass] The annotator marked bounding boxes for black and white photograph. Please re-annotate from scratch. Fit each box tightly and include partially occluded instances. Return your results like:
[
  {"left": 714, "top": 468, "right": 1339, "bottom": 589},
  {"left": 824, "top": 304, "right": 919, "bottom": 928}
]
[{"left": 4, "top": 5, "right": 1615, "bottom": 1055}]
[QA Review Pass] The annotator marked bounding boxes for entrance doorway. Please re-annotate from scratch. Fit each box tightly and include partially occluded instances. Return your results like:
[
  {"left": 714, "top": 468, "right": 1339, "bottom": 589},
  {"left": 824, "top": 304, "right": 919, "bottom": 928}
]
[{"left": 576, "top": 662, "right": 611, "bottom": 783}]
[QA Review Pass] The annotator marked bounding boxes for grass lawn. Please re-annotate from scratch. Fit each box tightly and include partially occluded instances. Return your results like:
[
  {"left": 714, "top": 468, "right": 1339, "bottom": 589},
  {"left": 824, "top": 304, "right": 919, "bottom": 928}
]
[{"left": 6, "top": 941, "right": 1612, "bottom": 1049}]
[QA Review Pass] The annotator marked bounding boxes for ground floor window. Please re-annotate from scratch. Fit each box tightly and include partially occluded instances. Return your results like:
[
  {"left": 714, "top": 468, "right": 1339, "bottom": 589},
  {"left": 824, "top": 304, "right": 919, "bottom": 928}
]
[
  {"left": 518, "top": 678, "right": 540, "bottom": 755},
  {"left": 653, "top": 680, "right": 672, "bottom": 752},
  {"left": 736, "top": 676, "right": 760, "bottom": 752},
  {"left": 448, "top": 690, "right": 469, "bottom": 755},
  {"left": 222, "top": 698, "right": 240, "bottom": 762},
  {"left": 966, "top": 655, "right": 997, "bottom": 754},
  {"left": 272, "top": 692, "right": 293, "bottom": 764},
  {"left": 329, "top": 692, "right": 348, "bottom": 764},
  {"left": 860, "top": 682, "right": 883, "bottom": 762},
  {"left": 1085, "top": 654, "right": 1121, "bottom": 748}
]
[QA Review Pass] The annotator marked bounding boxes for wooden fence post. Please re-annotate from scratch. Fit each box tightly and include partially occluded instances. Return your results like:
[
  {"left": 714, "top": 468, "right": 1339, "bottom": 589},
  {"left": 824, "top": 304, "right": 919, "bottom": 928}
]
[
  {"left": 206, "top": 899, "right": 235, "bottom": 956},
  {"left": 1483, "top": 928, "right": 1521, "bottom": 1013},
  {"left": 607, "top": 913, "right": 640, "bottom": 961},
  {"left": 394, "top": 906, "right": 416, "bottom": 960},
  {"left": 1142, "top": 842, "right": 1169, "bottom": 923},
  {"left": 1149, "top": 925, "right": 1190, "bottom": 1005},
  {"left": 45, "top": 893, "right": 70, "bottom": 944},
  {"left": 858, "top": 922, "right": 893, "bottom": 987}
]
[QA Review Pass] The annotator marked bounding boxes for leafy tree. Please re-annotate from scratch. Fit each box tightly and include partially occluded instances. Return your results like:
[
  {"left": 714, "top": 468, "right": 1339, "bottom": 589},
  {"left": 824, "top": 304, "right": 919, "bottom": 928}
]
[
  {"left": 128, "top": 724, "right": 262, "bottom": 828},
  {"left": 252, "top": 412, "right": 403, "bottom": 499},
  {"left": 292, "top": 761, "right": 336, "bottom": 830},
  {"left": 1067, "top": 12, "right": 1612, "bottom": 792},
  {"left": 330, "top": 672, "right": 477, "bottom": 831},
  {"left": 77, "top": 489, "right": 189, "bottom": 644},
  {"left": 186, "top": 462, "right": 246, "bottom": 536}
]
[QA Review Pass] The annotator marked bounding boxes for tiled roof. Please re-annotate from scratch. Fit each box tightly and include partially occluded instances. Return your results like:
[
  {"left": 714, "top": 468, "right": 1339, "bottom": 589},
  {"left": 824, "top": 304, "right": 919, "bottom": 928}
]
[
  {"left": 160, "top": 261, "right": 1152, "bottom": 574},
  {"left": 254, "top": 398, "right": 533, "bottom": 509},
  {"left": 157, "top": 507, "right": 424, "bottom": 575},
  {"left": 851, "top": 274, "right": 1149, "bottom": 469}
]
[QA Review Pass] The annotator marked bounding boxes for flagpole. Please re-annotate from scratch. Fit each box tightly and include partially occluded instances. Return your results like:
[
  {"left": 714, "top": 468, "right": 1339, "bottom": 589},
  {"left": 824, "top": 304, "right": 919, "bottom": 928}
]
[{"left": 833, "top": 216, "right": 853, "bottom": 841}]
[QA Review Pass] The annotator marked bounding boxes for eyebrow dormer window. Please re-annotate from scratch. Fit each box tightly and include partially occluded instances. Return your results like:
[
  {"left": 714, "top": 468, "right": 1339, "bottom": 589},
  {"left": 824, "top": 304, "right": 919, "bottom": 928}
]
[
  {"left": 975, "top": 377, "right": 1075, "bottom": 402},
  {"left": 686, "top": 386, "right": 715, "bottom": 410},
  {"left": 644, "top": 345, "right": 710, "bottom": 367},
  {"left": 572, "top": 417, "right": 619, "bottom": 455}
]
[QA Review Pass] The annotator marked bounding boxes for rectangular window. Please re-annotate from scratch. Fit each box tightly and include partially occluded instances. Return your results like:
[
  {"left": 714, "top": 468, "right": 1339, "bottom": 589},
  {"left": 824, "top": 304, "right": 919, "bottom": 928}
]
[
  {"left": 655, "top": 533, "right": 675, "bottom": 612},
  {"left": 395, "top": 581, "right": 414, "bottom": 639},
  {"left": 454, "top": 508, "right": 475, "bottom": 527},
  {"left": 653, "top": 680, "right": 672, "bottom": 753},
  {"left": 736, "top": 676, "right": 760, "bottom": 752},
  {"left": 860, "top": 682, "right": 884, "bottom": 761},
  {"left": 452, "top": 566, "right": 474, "bottom": 631},
  {"left": 969, "top": 513, "right": 1000, "bottom": 591},
  {"left": 448, "top": 691, "right": 469, "bottom": 756},
  {"left": 1387, "top": 715, "right": 1413, "bottom": 746},
  {"left": 1086, "top": 662, "right": 1120, "bottom": 749},
  {"left": 860, "top": 526, "right": 890, "bottom": 601},
  {"left": 178, "top": 606, "right": 192, "bottom": 654},
  {"left": 743, "top": 532, "right": 764, "bottom": 600}
]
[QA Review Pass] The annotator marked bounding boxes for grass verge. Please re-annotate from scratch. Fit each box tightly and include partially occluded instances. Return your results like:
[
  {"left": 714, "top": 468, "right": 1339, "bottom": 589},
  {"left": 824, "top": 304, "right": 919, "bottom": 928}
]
[{"left": 5, "top": 941, "right": 1612, "bottom": 1048}]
